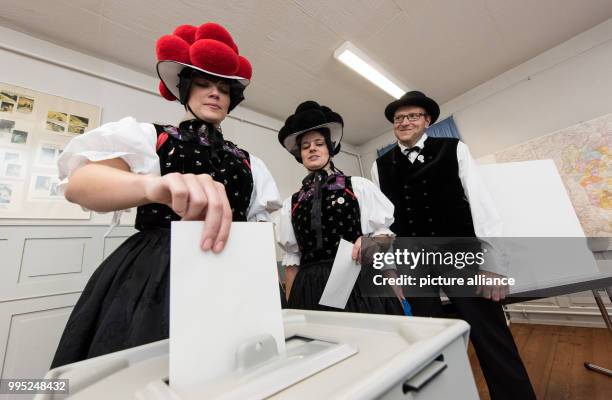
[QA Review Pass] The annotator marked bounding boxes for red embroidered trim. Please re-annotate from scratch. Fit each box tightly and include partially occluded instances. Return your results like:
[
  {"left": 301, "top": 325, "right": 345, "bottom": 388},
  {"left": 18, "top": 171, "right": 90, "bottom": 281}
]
[
  {"left": 344, "top": 188, "right": 356, "bottom": 199},
  {"left": 291, "top": 202, "right": 300, "bottom": 216},
  {"left": 243, "top": 158, "right": 251, "bottom": 170},
  {"left": 156, "top": 132, "right": 169, "bottom": 151}
]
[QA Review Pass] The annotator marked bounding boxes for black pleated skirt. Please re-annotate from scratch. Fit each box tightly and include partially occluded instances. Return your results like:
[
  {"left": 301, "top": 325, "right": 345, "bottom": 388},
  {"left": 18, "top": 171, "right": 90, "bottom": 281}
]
[
  {"left": 287, "top": 259, "right": 404, "bottom": 315},
  {"left": 51, "top": 228, "right": 171, "bottom": 368}
]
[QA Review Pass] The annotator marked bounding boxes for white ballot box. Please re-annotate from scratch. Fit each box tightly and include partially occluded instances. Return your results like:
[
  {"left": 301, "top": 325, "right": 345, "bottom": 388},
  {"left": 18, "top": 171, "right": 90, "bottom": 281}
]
[{"left": 38, "top": 310, "right": 478, "bottom": 400}]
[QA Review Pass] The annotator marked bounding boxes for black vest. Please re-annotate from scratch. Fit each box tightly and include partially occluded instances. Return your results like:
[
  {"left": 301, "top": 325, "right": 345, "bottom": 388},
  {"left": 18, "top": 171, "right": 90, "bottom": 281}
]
[{"left": 376, "top": 137, "right": 475, "bottom": 237}]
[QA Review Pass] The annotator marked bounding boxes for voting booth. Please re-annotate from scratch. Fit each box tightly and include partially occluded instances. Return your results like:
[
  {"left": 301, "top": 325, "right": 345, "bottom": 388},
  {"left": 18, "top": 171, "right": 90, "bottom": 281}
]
[{"left": 38, "top": 310, "right": 478, "bottom": 400}]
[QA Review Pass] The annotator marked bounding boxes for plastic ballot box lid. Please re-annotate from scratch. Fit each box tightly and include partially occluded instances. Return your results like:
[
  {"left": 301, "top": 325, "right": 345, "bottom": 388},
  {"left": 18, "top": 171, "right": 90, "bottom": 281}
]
[{"left": 39, "top": 310, "right": 477, "bottom": 400}]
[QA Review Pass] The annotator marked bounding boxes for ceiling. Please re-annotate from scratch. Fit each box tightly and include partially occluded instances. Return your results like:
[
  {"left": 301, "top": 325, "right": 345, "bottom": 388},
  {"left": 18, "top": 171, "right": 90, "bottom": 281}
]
[{"left": 3, "top": 0, "right": 612, "bottom": 145}]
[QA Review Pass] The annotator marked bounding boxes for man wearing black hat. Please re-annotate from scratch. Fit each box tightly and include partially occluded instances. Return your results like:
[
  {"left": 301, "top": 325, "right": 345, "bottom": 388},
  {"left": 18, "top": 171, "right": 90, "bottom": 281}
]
[{"left": 371, "top": 91, "right": 536, "bottom": 400}]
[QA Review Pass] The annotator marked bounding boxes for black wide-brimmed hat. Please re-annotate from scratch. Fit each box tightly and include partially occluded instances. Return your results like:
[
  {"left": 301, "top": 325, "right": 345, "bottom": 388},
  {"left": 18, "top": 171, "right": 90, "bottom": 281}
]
[
  {"left": 384, "top": 91, "right": 440, "bottom": 124},
  {"left": 278, "top": 101, "right": 343, "bottom": 157}
]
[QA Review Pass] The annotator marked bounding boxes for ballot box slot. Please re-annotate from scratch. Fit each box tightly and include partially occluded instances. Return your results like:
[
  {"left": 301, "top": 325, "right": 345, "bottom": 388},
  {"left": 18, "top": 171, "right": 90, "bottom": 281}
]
[
  {"left": 286, "top": 335, "right": 315, "bottom": 343},
  {"left": 285, "top": 335, "right": 315, "bottom": 351},
  {"left": 402, "top": 354, "right": 447, "bottom": 394},
  {"left": 148, "top": 333, "right": 358, "bottom": 400}
]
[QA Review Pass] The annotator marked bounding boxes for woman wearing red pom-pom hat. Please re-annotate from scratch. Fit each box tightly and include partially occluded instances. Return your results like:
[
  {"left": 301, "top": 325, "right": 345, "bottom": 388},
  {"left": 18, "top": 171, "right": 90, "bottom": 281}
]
[{"left": 51, "top": 22, "right": 282, "bottom": 367}]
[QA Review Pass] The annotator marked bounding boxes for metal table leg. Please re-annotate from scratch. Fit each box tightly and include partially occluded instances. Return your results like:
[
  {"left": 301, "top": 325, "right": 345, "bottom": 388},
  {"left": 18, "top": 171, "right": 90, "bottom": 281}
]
[{"left": 583, "top": 289, "right": 612, "bottom": 378}]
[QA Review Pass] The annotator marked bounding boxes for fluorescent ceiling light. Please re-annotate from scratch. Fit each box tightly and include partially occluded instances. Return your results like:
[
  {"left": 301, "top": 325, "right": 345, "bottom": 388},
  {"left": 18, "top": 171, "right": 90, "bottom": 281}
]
[{"left": 334, "top": 41, "right": 405, "bottom": 99}]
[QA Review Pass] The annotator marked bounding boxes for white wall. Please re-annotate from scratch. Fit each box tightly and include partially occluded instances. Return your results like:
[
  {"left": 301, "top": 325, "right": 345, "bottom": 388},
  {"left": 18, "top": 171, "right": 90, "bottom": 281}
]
[
  {"left": 358, "top": 17, "right": 612, "bottom": 173},
  {"left": 0, "top": 26, "right": 363, "bottom": 226}
]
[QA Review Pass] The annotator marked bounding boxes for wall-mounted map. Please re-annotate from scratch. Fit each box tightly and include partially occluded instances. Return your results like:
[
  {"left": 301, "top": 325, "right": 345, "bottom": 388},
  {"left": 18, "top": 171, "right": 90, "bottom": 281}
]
[{"left": 494, "top": 114, "right": 611, "bottom": 236}]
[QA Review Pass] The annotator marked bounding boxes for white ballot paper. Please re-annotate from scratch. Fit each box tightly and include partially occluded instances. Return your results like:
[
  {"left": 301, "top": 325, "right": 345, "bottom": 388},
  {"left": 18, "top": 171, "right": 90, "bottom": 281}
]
[
  {"left": 170, "top": 221, "right": 285, "bottom": 396},
  {"left": 319, "top": 238, "right": 361, "bottom": 309},
  {"left": 479, "top": 160, "right": 601, "bottom": 293}
]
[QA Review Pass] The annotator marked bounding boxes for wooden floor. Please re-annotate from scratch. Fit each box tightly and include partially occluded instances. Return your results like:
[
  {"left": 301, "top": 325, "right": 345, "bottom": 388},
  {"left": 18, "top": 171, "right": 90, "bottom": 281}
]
[{"left": 468, "top": 324, "right": 612, "bottom": 400}]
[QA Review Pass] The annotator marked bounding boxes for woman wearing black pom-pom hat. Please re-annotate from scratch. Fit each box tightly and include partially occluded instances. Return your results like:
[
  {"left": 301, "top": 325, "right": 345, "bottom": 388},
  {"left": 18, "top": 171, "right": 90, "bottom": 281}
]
[{"left": 277, "top": 101, "right": 404, "bottom": 314}]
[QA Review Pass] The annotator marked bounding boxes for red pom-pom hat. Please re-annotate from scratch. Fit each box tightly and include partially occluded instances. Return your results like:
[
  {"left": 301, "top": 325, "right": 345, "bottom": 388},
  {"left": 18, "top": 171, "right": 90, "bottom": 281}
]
[{"left": 156, "top": 22, "right": 251, "bottom": 101}]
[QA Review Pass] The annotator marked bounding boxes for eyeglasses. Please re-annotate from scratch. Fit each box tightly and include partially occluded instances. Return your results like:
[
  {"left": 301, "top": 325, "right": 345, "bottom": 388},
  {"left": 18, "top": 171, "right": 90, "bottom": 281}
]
[{"left": 393, "top": 113, "right": 427, "bottom": 124}]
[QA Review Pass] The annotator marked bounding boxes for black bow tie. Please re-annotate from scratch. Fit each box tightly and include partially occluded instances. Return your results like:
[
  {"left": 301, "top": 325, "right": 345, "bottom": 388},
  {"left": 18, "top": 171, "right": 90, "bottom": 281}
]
[{"left": 404, "top": 146, "right": 420, "bottom": 155}]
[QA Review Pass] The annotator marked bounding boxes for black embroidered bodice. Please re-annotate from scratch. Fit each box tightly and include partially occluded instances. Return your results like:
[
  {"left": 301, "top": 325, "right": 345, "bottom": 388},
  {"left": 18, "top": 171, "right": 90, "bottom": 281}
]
[
  {"left": 291, "top": 172, "right": 362, "bottom": 264},
  {"left": 135, "top": 122, "right": 254, "bottom": 230}
]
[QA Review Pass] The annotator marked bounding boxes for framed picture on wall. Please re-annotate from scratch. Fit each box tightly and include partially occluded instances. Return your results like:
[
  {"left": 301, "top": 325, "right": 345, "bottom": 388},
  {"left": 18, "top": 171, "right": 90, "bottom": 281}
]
[{"left": 0, "top": 82, "right": 101, "bottom": 219}]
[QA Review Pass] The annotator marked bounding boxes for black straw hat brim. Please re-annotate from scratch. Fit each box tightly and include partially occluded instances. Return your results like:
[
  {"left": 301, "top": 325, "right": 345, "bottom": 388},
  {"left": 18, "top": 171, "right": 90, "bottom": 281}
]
[{"left": 281, "top": 121, "right": 343, "bottom": 155}]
